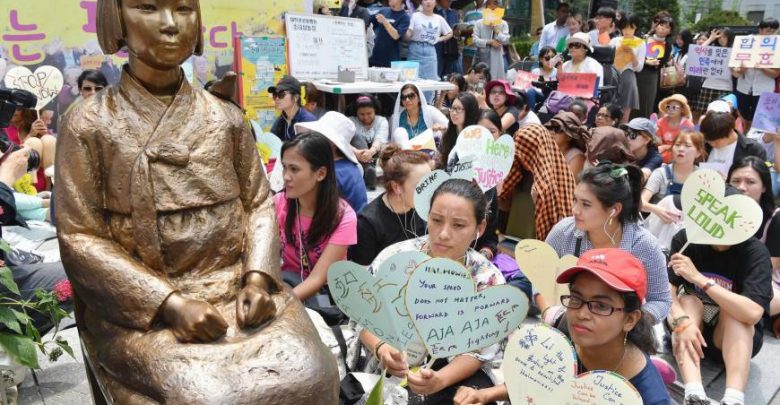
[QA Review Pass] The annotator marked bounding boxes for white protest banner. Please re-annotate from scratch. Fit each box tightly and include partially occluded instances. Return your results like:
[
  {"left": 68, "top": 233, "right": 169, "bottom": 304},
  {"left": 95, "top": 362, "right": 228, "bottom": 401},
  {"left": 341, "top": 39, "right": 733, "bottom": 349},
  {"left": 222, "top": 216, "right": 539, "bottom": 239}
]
[
  {"left": 452, "top": 125, "right": 515, "bottom": 191},
  {"left": 3, "top": 66, "right": 64, "bottom": 111},
  {"left": 285, "top": 13, "right": 368, "bottom": 81},
  {"left": 503, "top": 324, "right": 643, "bottom": 405},
  {"left": 413, "top": 168, "right": 473, "bottom": 220},
  {"left": 328, "top": 251, "right": 430, "bottom": 357},
  {"left": 751, "top": 92, "right": 780, "bottom": 133},
  {"left": 514, "top": 239, "right": 577, "bottom": 303},
  {"left": 728, "top": 35, "right": 780, "bottom": 68},
  {"left": 681, "top": 169, "right": 763, "bottom": 247},
  {"left": 686, "top": 44, "right": 731, "bottom": 80},
  {"left": 405, "top": 258, "right": 528, "bottom": 358}
]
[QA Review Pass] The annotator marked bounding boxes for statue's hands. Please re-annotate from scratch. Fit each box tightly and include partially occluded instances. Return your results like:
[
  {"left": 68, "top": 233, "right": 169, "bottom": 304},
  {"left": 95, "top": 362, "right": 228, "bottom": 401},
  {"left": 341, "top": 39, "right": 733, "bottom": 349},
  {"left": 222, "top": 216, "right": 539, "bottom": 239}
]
[
  {"left": 236, "top": 272, "right": 277, "bottom": 329},
  {"left": 161, "top": 293, "right": 228, "bottom": 343}
]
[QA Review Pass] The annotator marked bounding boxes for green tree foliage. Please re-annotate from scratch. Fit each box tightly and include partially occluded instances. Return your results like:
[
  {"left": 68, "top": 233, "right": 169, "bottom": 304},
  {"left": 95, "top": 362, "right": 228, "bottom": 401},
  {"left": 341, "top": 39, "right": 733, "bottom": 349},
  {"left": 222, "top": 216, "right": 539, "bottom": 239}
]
[
  {"left": 632, "top": 0, "right": 681, "bottom": 34},
  {"left": 691, "top": 10, "right": 751, "bottom": 33}
]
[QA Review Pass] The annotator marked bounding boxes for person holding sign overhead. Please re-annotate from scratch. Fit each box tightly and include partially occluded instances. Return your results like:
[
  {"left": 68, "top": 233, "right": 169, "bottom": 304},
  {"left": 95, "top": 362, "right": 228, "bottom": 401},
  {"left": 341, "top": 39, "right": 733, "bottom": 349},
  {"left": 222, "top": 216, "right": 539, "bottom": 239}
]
[
  {"left": 359, "top": 179, "right": 506, "bottom": 404},
  {"left": 454, "top": 249, "right": 671, "bottom": 405},
  {"left": 546, "top": 163, "right": 672, "bottom": 323},
  {"left": 667, "top": 188, "right": 772, "bottom": 405}
]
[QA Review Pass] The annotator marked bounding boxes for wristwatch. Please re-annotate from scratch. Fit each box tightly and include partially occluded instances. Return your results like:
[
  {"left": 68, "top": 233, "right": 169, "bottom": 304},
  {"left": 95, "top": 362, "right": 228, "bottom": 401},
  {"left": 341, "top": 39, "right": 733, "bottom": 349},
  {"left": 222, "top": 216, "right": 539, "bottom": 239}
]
[{"left": 700, "top": 279, "right": 716, "bottom": 293}]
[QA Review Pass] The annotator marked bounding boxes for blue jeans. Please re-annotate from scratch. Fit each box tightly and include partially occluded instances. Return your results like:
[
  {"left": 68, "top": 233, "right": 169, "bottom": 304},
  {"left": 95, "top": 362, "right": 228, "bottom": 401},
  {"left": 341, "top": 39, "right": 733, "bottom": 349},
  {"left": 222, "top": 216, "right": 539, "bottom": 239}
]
[{"left": 409, "top": 41, "right": 438, "bottom": 102}]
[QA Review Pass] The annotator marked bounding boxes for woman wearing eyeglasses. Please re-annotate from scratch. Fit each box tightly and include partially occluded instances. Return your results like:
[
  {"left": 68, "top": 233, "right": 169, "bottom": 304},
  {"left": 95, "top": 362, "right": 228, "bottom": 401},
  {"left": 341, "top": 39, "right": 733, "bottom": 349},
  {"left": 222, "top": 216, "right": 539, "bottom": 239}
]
[
  {"left": 454, "top": 249, "right": 671, "bottom": 405},
  {"left": 594, "top": 103, "right": 623, "bottom": 128},
  {"left": 390, "top": 83, "right": 448, "bottom": 146},
  {"left": 438, "top": 92, "right": 481, "bottom": 169},
  {"left": 622, "top": 117, "right": 663, "bottom": 180},
  {"left": 558, "top": 32, "right": 604, "bottom": 88},
  {"left": 268, "top": 76, "right": 317, "bottom": 143},
  {"left": 522, "top": 46, "right": 559, "bottom": 112},
  {"left": 656, "top": 94, "right": 695, "bottom": 163},
  {"left": 483, "top": 80, "right": 520, "bottom": 135},
  {"left": 545, "top": 163, "right": 672, "bottom": 324}
]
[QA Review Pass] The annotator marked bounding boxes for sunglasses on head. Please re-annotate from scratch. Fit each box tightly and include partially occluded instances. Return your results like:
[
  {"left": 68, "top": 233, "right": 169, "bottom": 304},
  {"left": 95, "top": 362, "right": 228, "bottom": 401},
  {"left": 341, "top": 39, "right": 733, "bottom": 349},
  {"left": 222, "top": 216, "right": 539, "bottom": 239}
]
[
  {"left": 401, "top": 92, "right": 417, "bottom": 101},
  {"left": 568, "top": 43, "right": 585, "bottom": 49}
]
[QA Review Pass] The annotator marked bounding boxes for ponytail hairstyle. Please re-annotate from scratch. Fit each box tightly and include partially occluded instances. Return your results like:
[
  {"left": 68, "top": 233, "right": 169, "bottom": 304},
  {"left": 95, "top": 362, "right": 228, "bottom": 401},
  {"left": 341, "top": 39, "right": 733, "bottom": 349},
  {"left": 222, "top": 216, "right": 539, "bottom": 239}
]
[
  {"left": 280, "top": 133, "right": 343, "bottom": 250},
  {"left": 438, "top": 92, "right": 480, "bottom": 169},
  {"left": 578, "top": 163, "right": 644, "bottom": 223},
  {"left": 379, "top": 145, "right": 431, "bottom": 195}
]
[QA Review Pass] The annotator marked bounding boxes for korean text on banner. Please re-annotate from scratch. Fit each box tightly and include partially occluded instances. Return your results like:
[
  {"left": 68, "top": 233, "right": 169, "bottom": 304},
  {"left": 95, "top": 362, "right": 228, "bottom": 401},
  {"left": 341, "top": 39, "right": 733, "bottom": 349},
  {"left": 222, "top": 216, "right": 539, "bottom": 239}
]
[
  {"left": 285, "top": 13, "right": 369, "bottom": 81},
  {"left": 512, "top": 70, "right": 538, "bottom": 91},
  {"left": 557, "top": 73, "right": 598, "bottom": 98},
  {"left": 751, "top": 92, "right": 780, "bottom": 133},
  {"left": 686, "top": 45, "right": 732, "bottom": 80},
  {"left": 234, "top": 36, "right": 287, "bottom": 131},
  {"left": 728, "top": 35, "right": 780, "bottom": 68}
]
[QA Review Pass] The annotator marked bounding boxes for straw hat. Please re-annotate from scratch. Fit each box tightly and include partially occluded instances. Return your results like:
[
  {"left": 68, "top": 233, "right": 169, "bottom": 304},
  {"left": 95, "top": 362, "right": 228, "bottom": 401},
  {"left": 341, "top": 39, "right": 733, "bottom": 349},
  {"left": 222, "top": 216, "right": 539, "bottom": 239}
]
[{"left": 658, "top": 94, "right": 691, "bottom": 119}]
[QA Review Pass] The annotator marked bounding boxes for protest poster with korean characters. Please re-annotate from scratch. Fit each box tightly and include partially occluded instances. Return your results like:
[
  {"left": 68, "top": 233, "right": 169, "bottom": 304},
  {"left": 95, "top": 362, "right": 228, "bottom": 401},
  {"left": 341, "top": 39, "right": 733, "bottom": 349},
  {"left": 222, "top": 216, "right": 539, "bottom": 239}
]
[
  {"left": 451, "top": 125, "right": 515, "bottom": 191},
  {"left": 728, "top": 35, "right": 780, "bottom": 68},
  {"left": 405, "top": 258, "right": 528, "bottom": 358},
  {"left": 503, "top": 324, "right": 643, "bottom": 405},
  {"left": 686, "top": 45, "right": 732, "bottom": 80},
  {"left": 751, "top": 92, "right": 780, "bottom": 134},
  {"left": 681, "top": 169, "right": 763, "bottom": 246}
]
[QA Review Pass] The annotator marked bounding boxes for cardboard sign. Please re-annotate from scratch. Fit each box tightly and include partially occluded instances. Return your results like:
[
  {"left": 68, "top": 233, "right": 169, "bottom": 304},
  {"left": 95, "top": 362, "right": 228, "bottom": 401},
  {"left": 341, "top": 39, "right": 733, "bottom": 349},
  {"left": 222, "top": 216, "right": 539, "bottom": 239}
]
[
  {"left": 406, "top": 258, "right": 528, "bottom": 358},
  {"left": 328, "top": 251, "right": 430, "bottom": 356},
  {"left": 4, "top": 66, "right": 64, "bottom": 110},
  {"left": 646, "top": 38, "right": 666, "bottom": 60},
  {"left": 79, "top": 55, "right": 106, "bottom": 71},
  {"left": 613, "top": 37, "right": 643, "bottom": 71},
  {"left": 504, "top": 324, "right": 643, "bottom": 405},
  {"left": 557, "top": 73, "right": 598, "bottom": 98},
  {"left": 728, "top": 35, "right": 780, "bottom": 68},
  {"left": 685, "top": 45, "right": 731, "bottom": 80},
  {"left": 413, "top": 168, "right": 473, "bottom": 221},
  {"left": 751, "top": 92, "right": 780, "bottom": 133},
  {"left": 512, "top": 70, "right": 538, "bottom": 91},
  {"left": 681, "top": 169, "right": 763, "bottom": 245},
  {"left": 514, "top": 239, "right": 577, "bottom": 303},
  {"left": 452, "top": 125, "right": 515, "bottom": 191}
]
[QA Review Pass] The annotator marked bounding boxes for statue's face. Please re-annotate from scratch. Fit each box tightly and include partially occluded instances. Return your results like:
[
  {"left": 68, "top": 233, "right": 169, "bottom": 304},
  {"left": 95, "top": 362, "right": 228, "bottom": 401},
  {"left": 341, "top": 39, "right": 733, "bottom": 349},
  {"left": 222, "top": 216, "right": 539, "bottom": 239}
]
[{"left": 121, "top": 0, "right": 199, "bottom": 69}]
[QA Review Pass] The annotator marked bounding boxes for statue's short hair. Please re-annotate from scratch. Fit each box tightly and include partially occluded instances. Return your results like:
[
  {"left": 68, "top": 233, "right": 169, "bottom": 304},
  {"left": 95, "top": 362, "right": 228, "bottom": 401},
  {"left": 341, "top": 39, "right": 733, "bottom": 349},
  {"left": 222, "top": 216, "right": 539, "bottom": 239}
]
[{"left": 97, "top": 0, "right": 204, "bottom": 56}]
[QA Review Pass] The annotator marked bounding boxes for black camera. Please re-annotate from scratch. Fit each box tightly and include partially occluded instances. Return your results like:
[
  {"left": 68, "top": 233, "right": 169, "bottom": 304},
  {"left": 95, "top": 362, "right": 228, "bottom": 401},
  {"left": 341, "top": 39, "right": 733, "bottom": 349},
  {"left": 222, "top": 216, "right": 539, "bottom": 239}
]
[{"left": 0, "top": 88, "right": 41, "bottom": 172}]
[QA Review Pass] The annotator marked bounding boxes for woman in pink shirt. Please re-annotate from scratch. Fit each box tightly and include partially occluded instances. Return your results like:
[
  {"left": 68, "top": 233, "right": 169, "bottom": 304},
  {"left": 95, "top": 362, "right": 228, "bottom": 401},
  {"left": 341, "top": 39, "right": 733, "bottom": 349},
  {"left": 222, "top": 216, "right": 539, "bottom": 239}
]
[
  {"left": 656, "top": 94, "right": 695, "bottom": 163},
  {"left": 275, "top": 133, "right": 357, "bottom": 302}
]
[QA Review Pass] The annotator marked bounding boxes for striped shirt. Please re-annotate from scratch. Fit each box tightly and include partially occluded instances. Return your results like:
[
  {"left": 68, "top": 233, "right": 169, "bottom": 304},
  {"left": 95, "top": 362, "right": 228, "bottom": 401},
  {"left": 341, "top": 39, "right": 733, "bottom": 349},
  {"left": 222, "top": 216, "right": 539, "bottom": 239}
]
[{"left": 545, "top": 216, "right": 672, "bottom": 322}]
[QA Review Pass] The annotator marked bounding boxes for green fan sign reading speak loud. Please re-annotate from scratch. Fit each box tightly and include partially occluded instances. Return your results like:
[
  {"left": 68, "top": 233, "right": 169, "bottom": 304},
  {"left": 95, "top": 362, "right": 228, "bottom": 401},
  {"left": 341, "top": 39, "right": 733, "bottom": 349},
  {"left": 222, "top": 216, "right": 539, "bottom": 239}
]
[{"left": 681, "top": 169, "right": 762, "bottom": 246}]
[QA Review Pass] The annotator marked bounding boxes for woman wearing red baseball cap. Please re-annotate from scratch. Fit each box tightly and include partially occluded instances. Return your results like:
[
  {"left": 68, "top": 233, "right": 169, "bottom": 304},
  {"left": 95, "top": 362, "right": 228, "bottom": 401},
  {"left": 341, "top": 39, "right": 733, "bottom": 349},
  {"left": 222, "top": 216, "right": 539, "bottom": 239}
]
[{"left": 455, "top": 249, "right": 671, "bottom": 405}]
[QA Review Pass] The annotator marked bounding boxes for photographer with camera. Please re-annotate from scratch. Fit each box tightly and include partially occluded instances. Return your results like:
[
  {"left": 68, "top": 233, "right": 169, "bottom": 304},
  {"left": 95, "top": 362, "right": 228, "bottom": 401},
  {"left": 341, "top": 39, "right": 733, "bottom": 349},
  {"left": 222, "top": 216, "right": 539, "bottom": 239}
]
[{"left": 0, "top": 89, "right": 72, "bottom": 335}]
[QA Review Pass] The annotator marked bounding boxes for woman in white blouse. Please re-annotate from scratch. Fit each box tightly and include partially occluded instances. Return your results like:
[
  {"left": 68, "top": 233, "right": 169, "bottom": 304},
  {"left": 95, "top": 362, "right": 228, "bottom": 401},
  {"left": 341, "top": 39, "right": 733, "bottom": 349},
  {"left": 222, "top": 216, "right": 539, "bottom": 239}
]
[{"left": 558, "top": 32, "right": 604, "bottom": 88}]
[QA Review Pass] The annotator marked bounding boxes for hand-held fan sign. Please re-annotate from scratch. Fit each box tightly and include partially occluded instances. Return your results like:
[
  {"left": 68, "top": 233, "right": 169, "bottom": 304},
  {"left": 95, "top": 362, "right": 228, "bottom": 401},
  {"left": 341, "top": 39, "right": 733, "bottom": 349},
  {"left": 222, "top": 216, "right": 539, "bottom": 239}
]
[
  {"left": 405, "top": 258, "right": 529, "bottom": 358},
  {"left": 452, "top": 125, "right": 515, "bottom": 191},
  {"left": 413, "top": 168, "right": 474, "bottom": 221},
  {"left": 328, "top": 251, "right": 430, "bottom": 354},
  {"left": 681, "top": 169, "right": 762, "bottom": 246},
  {"left": 4, "top": 66, "right": 64, "bottom": 110},
  {"left": 503, "top": 324, "right": 643, "bottom": 405},
  {"left": 514, "top": 239, "right": 578, "bottom": 303}
]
